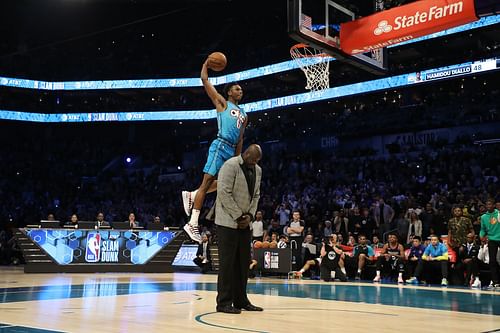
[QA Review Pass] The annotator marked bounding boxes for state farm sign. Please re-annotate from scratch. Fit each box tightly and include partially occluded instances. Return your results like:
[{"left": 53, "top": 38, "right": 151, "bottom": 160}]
[{"left": 340, "top": 0, "right": 478, "bottom": 54}]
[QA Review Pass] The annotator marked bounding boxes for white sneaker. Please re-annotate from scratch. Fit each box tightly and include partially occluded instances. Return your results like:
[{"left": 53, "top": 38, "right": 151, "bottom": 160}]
[
  {"left": 486, "top": 281, "right": 494, "bottom": 290},
  {"left": 183, "top": 223, "right": 202, "bottom": 243},
  {"left": 471, "top": 278, "right": 481, "bottom": 289},
  {"left": 441, "top": 278, "right": 448, "bottom": 286},
  {"left": 182, "top": 191, "right": 193, "bottom": 216},
  {"left": 406, "top": 277, "right": 418, "bottom": 284},
  {"left": 373, "top": 275, "right": 381, "bottom": 282}
]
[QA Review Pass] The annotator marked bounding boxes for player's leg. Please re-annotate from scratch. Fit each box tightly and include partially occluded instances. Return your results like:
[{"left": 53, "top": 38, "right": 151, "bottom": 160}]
[
  {"left": 339, "top": 255, "right": 347, "bottom": 277},
  {"left": 182, "top": 181, "right": 218, "bottom": 216},
  {"left": 356, "top": 254, "right": 366, "bottom": 279},
  {"left": 184, "top": 173, "right": 215, "bottom": 242},
  {"left": 184, "top": 140, "right": 232, "bottom": 242},
  {"left": 395, "top": 257, "right": 405, "bottom": 284},
  {"left": 295, "top": 260, "right": 317, "bottom": 278},
  {"left": 373, "top": 256, "right": 383, "bottom": 282}
]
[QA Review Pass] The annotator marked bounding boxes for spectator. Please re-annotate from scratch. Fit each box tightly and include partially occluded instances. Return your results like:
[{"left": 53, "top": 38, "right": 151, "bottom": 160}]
[
  {"left": 251, "top": 211, "right": 264, "bottom": 242},
  {"left": 371, "top": 234, "right": 384, "bottom": 249},
  {"left": 264, "top": 219, "right": 282, "bottom": 242},
  {"left": 128, "top": 212, "right": 140, "bottom": 228},
  {"left": 373, "top": 198, "right": 395, "bottom": 236},
  {"left": 323, "top": 220, "right": 333, "bottom": 237},
  {"left": 270, "top": 232, "right": 279, "bottom": 244},
  {"left": 346, "top": 235, "right": 357, "bottom": 247},
  {"left": 333, "top": 209, "right": 349, "bottom": 241},
  {"left": 96, "top": 212, "right": 110, "bottom": 227},
  {"left": 406, "top": 210, "right": 423, "bottom": 245},
  {"left": 66, "top": 214, "right": 78, "bottom": 226},
  {"left": 395, "top": 211, "right": 409, "bottom": 246},
  {"left": 420, "top": 203, "right": 438, "bottom": 239},
  {"left": 349, "top": 207, "right": 362, "bottom": 237},
  {"left": 359, "top": 208, "right": 375, "bottom": 240},
  {"left": 458, "top": 233, "right": 481, "bottom": 288},
  {"left": 277, "top": 235, "right": 288, "bottom": 248},
  {"left": 193, "top": 233, "right": 211, "bottom": 274},
  {"left": 275, "top": 203, "right": 291, "bottom": 227},
  {"left": 448, "top": 206, "right": 474, "bottom": 253}
]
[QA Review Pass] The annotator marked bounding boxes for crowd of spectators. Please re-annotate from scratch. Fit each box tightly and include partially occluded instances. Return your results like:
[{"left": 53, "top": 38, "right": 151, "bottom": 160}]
[{"left": 1, "top": 117, "right": 500, "bottom": 267}]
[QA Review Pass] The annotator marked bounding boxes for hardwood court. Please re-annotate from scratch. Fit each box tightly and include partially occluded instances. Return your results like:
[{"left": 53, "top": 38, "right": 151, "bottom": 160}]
[{"left": 0, "top": 267, "right": 498, "bottom": 333}]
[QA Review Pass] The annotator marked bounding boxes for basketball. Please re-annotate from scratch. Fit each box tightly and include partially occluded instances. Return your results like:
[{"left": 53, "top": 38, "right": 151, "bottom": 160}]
[
  {"left": 253, "top": 241, "right": 263, "bottom": 249},
  {"left": 207, "top": 52, "right": 227, "bottom": 71},
  {"left": 262, "top": 241, "right": 270, "bottom": 249},
  {"left": 269, "top": 241, "right": 278, "bottom": 249}
]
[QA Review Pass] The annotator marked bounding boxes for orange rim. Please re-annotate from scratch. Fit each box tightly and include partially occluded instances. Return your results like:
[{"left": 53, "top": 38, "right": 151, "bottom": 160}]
[{"left": 290, "top": 43, "right": 330, "bottom": 57}]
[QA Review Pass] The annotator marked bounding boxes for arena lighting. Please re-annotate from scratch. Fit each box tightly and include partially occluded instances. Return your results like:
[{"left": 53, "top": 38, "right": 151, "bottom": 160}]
[
  {"left": 0, "top": 15, "right": 498, "bottom": 91},
  {"left": 0, "top": 57, "right": 498, "bottom": 122},
  {"left": 125, "top": 157, "right": 132, "bottom": 163},
  {"left": 473, "top": 139, "right": 500, "bottom": 145}
]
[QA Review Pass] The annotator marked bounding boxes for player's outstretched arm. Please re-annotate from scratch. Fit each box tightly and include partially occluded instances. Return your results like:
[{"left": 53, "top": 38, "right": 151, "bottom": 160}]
[{"left": 201, "top": 60, "right": 226, "bottom": 112}]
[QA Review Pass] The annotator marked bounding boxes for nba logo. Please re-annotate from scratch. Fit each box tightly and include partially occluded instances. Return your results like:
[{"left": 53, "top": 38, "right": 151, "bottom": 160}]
[
  {"left": 85, "top": 232, "right": 101, "bottom": 263},
  {"left": 264, "top": 251, "right": 271, "bottom": 269}
]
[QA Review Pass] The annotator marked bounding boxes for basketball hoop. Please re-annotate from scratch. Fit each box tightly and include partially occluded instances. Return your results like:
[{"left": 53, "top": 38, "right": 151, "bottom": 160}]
[{"left": 290, "top": 43, "right": 330, "bottom": 92}]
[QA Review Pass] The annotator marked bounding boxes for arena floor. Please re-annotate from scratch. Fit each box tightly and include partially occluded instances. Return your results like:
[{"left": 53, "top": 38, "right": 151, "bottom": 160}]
[{"left": 0, "top": 267, "right": 498, "bottom": 333}]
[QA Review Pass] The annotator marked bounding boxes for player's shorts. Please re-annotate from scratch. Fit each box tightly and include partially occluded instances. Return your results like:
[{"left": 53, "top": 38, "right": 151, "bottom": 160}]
[{"left": 203, "top": 138, "right": 236, "bottom": 177}]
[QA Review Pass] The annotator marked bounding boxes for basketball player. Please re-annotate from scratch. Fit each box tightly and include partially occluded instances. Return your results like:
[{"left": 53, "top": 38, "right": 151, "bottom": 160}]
[
  {"left": 373, "top": 232, "right": 405, "bottom": 283},
  {"left": 181, "top": 58, "right": 247, "bottom": 243}
]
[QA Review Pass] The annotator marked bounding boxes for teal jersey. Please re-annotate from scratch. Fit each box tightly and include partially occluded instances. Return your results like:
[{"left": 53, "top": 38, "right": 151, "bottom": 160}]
[
  {"left": 217, "top": 101, "right": 246, "bottom": 146},
  {"left": 480, "top": 209, "right": 500, "bottom": 241}
]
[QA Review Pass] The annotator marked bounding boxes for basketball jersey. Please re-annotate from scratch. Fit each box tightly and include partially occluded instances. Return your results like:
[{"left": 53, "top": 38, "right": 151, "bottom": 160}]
[
  {"left": 355, "top": 244, "right": 370, "bottom": 256},
  {"left": 322, "top": 243, "right": 341, "bottom": 269},
  {"left": 217, "top": 101, "right": 246, "bottom": 145},
  {"left": 387, "top": 244, "right": 401, "bottom": 257}
]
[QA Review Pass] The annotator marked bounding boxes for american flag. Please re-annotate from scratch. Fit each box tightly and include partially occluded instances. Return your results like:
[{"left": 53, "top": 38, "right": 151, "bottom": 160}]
[{"left": 301, "top": 14, "right": 312, "bottom": 30}]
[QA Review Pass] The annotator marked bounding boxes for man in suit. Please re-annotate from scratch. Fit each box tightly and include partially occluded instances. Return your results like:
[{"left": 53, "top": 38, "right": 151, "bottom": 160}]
[
  {"left": 215, "top": 144, "right": 263, "bottom": 314},
  {"left": 193, "top": 233, "right": 211, "bottom": 274},
  {"left": 96, "top": 212, "right": 110, "bottom": 227}
]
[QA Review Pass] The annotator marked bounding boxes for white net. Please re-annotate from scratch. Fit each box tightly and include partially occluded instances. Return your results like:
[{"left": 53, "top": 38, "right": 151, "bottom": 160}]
[{"left": 290, "top": 44, "right": 330, "bottom": 91}]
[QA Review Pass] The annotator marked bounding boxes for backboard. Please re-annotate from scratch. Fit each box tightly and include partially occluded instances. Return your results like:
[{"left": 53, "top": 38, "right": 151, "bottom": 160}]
[{"left": 288, "top": 0, "right": 388, "bottom": 75}]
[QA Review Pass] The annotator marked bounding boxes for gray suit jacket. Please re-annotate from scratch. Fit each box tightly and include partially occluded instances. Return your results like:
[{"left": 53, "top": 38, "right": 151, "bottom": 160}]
[{"left": 215, "top": 156, "right": 261, "bottom": 229}]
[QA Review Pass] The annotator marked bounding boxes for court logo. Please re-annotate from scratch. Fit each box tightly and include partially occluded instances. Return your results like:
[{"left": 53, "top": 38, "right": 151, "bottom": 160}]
[
  {"left": 264, "top": 251, "right": 279, "bottom": 269},
  {"left": 374, "top": 20, "right": 392, "bottom": 35},
  {"left": 85, "top": 232, "right": 101, "bottom": 263},
  {"left": 264, "top": 251, "right": 271, "bottom": 269}
]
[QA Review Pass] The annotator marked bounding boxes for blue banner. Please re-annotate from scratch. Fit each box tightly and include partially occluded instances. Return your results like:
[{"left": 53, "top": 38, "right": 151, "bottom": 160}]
[
  {"left": 26, "top": 228, "right": 176, "bottom": 265},
  {"left": 172, "top": 244, "right": 198, "bottom": 267},
  {"left": 1, "top": 57, "right": 498, "bottom": 122}
]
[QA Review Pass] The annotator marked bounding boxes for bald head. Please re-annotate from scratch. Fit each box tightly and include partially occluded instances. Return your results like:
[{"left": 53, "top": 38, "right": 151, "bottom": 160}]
[{"left": 242, "top": 144, "right": 262, "bottom": 166}]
